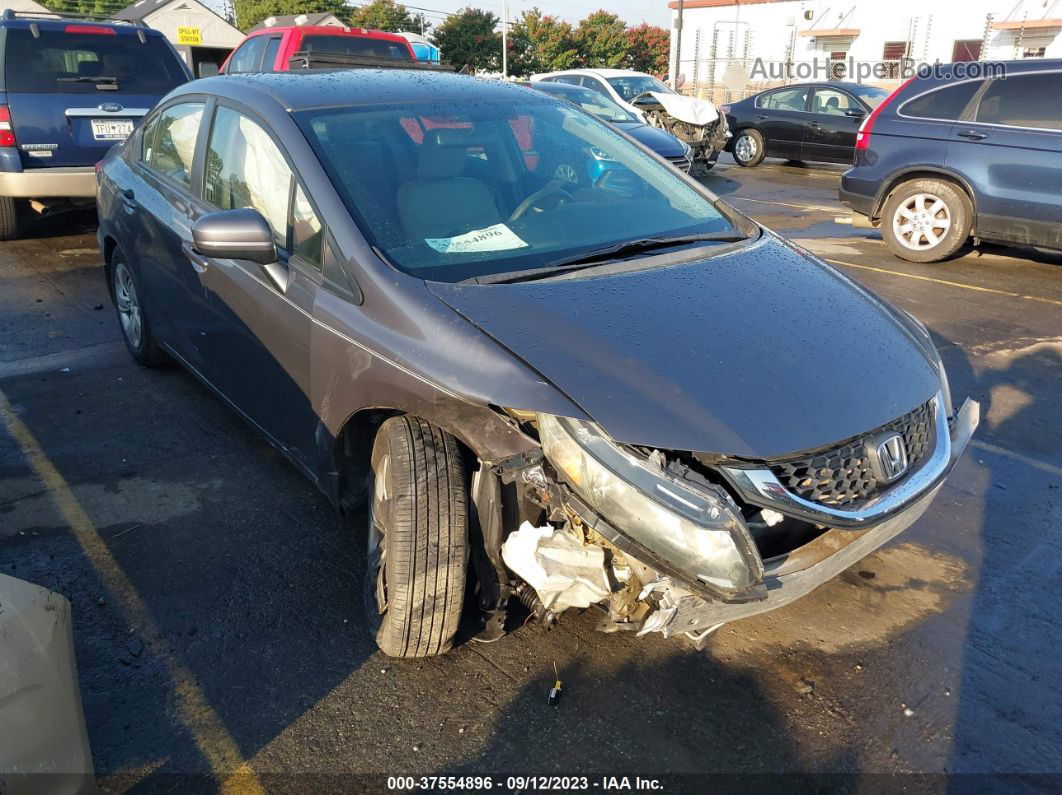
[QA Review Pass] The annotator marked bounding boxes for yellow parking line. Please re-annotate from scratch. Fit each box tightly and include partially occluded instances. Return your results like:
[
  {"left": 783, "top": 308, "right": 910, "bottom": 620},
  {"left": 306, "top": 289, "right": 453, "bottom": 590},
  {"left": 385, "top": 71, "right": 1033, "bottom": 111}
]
[
  {"left": 0, "top": 390, "right": 264, "bottom": 795},
  {"left": 824, "top": 258, "right": 1062, "bottom": 308}
]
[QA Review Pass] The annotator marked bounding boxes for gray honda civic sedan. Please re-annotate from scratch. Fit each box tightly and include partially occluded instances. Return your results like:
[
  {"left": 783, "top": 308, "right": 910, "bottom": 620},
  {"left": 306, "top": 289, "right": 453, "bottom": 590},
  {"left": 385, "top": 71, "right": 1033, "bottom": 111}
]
[{"left": 96, "top": 70, "right": 979, "bottom": 658}]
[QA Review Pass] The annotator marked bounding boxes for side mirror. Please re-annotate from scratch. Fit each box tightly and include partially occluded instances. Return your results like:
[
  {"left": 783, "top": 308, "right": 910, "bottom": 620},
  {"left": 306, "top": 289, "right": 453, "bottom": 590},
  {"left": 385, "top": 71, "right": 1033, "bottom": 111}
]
[
  {"left": 197, "top": 62, "right": 219, "bottom": 78},
  {"left": 845, "top": 107, "right": 866, "bottom": 119},
  {"left": 191, "top": 208, "right": 287, "bottom": 290}
]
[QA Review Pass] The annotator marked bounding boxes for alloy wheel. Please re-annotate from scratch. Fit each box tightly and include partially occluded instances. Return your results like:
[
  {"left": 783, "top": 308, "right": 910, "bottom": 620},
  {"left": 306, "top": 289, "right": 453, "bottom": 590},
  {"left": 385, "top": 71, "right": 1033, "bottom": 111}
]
[
  {"left": 892, "top": 192, "right": 952, "bottom": 251},
  {"left": 735, "top": 133, "right": 757, "bottom": 163}
]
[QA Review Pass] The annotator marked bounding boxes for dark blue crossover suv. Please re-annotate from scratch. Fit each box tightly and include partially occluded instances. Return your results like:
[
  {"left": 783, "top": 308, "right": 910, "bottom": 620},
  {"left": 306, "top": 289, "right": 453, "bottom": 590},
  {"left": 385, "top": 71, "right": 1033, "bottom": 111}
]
[
  {"left": 840, "top": 60, "right": 1062, "bottom": 262},
  {"left": 0, "top": 11, "right": 189, "bottom": 239}
]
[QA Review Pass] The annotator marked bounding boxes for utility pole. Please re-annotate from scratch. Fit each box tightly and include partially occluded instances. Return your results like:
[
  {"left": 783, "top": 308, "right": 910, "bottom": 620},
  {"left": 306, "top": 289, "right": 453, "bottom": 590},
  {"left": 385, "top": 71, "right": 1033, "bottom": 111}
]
[
  {"left": 501, "top": 0, "right": 508, "bottom": 78},
  {"left": 673, "top": 0, "right": 684, "bottom": 90},
  {"left": 419, "top": 13, "right": 425, "bottom": 35}
]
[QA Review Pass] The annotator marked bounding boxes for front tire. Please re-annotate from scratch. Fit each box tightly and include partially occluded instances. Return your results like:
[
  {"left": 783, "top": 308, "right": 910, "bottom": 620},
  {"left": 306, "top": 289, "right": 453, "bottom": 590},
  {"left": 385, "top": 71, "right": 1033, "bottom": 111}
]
[
  {"left": 0, "top": 196, "right": 22, "bottom": 240},
  {"left": 111, "top": 248, "right": 166, "bottom": 366},
  {"left": 881, "top": 179, "right": 972, "bottom": 263},
  {"left": 732, "top": 129, "right": 765, "bottom": 167},
  {"left": 366, "top": 416, "right": 468, "bottom": 658}
]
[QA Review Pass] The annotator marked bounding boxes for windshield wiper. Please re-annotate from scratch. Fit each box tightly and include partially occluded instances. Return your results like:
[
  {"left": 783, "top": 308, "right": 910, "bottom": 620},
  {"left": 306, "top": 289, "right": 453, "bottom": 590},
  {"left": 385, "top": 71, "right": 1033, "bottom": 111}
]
[
  {"left": 57, "top": 76, "right": 118, "bottom": 85},
  {"left": 469, "top": 232, "right": 748, "bottom": 285}
]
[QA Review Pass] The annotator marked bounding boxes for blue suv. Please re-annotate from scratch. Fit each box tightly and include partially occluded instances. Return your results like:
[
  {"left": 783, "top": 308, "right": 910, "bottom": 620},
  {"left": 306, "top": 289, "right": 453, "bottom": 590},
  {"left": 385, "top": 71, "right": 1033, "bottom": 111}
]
[
  {"left": 0, "top": 11, "right": 188, "bottom": 239},
  {"left": 840, "top": 60, "right": 1062, "bottom": 263}
]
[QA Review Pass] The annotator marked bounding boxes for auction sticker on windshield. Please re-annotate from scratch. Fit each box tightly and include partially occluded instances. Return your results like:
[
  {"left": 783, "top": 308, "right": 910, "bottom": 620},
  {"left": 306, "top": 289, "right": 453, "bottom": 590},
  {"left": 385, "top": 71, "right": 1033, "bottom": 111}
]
[{"left": 425, "top": 223, "right": 529, "bottom": 255}]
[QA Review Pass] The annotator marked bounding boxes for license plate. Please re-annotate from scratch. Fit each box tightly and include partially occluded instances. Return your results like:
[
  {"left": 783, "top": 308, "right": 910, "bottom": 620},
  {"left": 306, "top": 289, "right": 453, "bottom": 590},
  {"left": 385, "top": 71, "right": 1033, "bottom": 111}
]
[{"left": 91, "top": 118, "right": 134, "bottom": 141}]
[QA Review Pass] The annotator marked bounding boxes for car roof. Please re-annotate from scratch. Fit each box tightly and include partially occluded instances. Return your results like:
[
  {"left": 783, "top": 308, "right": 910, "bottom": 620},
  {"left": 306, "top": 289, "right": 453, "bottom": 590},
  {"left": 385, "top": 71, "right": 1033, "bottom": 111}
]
[
  {"left": 0, "top": 16, "right": 164, "bottom": 35},
  {"left": 244, "top": 24, "right": 411, "bottom": 43},
  {"left": 184, "top": 70, "right": 554, "bottom": 112},
  {"left": 543, "top": 68, "right": 647, "bottom": 79}
]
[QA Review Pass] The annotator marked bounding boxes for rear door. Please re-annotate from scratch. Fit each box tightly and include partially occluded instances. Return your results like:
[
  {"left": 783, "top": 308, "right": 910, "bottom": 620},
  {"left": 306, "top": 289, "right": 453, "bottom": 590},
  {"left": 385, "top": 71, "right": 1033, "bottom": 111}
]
[
  {"left": 752, "top": 86, "right": 810, "bottom": 159},
  {"left": 945, "top": 71, "right": 1062, "bottom": 248},
  {"left": 2, "top": 25, "right": 187, "bottom": 168},
  {"left": 802, "top": 86, "right": 864, "bottom": 162}
]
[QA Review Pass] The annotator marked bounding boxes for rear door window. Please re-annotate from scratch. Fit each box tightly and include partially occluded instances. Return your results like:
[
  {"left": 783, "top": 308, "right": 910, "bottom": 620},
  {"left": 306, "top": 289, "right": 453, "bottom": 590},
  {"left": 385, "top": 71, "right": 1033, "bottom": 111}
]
[
  {"left": 975, "top": 73, "right": 1062, "bottom": 131},
  {"left": 810, "top": 88, "right": 859, "bottom": 115},
  {"left": 902, "top": 81, "right": 983, "bottom": 120},
  {"left": 758, "top": 87, "right": 808, "bottom": 112},
  {"left": 3, "top": 28, "right": 187, "bottom": 94},
  {"left": 146, "top": 102, "right": 203, "bottom": 187},
  {"left": 226, "top": 36, "right": 268, "bottom": 73}
]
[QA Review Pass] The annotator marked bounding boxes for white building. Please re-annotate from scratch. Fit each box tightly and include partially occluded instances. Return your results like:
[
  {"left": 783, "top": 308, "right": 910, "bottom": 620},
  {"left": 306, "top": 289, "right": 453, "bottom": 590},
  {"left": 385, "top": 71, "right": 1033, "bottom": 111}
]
[
  {"left": 668, "top": 0, "right": 1062, "bottom": 99},
  {"left": 0, "top": 0, "right": 57, "bottom": 15},
  {"left": 112, "top": 0, "right": 244, "bottom": 77}
]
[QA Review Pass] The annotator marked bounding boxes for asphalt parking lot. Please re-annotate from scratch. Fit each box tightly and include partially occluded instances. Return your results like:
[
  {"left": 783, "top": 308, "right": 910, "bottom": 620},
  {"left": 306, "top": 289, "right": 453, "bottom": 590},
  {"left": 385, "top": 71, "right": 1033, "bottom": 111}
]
[{"left": 2, "top": 155, "right": 1060, "bottom": 790}]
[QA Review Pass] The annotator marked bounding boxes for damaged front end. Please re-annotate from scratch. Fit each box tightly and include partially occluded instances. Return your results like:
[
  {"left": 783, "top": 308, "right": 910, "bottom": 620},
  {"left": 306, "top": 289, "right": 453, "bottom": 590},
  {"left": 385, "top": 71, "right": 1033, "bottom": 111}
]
[
  {"left": 489, "top": 396, "right": 979, "bottom": 649},
  {"left": 632, "top": 92, "right": 730, "bottom": 170}
]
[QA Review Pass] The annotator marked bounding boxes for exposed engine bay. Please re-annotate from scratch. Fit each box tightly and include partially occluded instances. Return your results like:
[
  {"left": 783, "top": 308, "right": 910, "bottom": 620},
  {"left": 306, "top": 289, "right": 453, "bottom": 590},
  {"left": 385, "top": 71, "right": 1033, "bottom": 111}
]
[{"left": 634, "top": 91, "right": 731, "bottom": 171}]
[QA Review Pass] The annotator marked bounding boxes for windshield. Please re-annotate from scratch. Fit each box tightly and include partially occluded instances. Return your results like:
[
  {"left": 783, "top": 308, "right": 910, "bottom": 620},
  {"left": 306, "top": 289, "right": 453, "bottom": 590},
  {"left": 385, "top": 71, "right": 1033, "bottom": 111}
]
[
  {"left": 296, "top": 99, "right": 738, "bottom": 283},
  {"left": 849, "top": 84, "right": 891, "bottom": 109},
  {"left": 607, "top": 75, "right": 673, "bottom": 102},
  {"left": 3, "top": 29, "right": 187, "bottom": 94},
  {"left": 537, "top": 85, "right": 637, "bottom": 123}
]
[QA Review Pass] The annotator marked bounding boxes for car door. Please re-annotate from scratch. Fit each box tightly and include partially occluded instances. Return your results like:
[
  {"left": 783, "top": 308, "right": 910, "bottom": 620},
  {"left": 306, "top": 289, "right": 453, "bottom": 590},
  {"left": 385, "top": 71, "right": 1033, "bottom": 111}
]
[
  {"left": 752, "top": 86, "right": 811, "bottom": 159},
  {"left": 802, "top": 87, "right": 865, "bottom": 162},
  {"left": 123, "top": 99, "right": 210, "bottom": 368},
  {"left": 945, "top": 71, "right": 1062, "bottom": 248},
  {"left": 190, "top": 102, "right": 324, "bottom": 467}
]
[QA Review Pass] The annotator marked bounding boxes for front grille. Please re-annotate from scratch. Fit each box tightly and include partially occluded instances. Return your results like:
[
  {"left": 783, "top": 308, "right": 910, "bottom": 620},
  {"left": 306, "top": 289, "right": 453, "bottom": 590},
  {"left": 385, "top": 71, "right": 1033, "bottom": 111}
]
[
  {"left": 667, "top": 155, "right": 693, "bottom": 173},
  {"left": 769, "top": 401, "right": 935, "bottom": 508}
]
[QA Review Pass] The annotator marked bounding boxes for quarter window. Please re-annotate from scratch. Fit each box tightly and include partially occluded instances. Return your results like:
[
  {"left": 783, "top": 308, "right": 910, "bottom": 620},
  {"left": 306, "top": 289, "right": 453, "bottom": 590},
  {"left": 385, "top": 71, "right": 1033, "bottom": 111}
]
[
  {"left": 975, "top": 74, "right": 1062, "bottom": 130},
  {"left": 147, "top": 102, "right": 204, "bottom": 187},
  {"left": 140, "top": 112, "right": 161, "bottom": 162},
  {"left": 291, "top": 183, "right": 323, "bottom": 266},
  {"left": 261, "top": 36, "right": 283, "bottom": 71}
]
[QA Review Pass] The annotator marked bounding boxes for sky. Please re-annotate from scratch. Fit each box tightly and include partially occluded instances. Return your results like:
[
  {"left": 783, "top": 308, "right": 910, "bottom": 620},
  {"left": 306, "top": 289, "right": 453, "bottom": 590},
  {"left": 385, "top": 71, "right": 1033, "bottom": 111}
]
[{"left": 379, "top": 0, "right": 672, "bottom": 30}]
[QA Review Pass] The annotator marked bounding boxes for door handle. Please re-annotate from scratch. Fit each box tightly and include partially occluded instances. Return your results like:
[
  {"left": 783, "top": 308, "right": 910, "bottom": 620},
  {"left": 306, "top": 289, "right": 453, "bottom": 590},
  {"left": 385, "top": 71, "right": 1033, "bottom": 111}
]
[
  {"left": 807, "top": 121, "right": 821, "bottom": 128},
  {"left": 755, "top": 114, "right": 768, "bottom": 119},
  {"left": 119, "top": 188, "right": 136, "bottom": 213},
  {"left": 956, "top": 130, "right": 988, "bottom": 140},
  {"left": 181, "top": 241, "right": 210, "bottom": 274}
]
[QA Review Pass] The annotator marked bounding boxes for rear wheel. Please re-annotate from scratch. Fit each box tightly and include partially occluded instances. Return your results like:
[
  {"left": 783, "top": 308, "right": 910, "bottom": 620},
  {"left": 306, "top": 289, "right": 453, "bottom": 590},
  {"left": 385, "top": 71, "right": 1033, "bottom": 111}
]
[
  {"left": 0, "top": 197, "right": 22, "bottom": 240},
  {"left": 881, "top": 179, "right": 972, "bottom": 263},
  {"left": 111, "top": 249, "right": 166, "bottom": 366},
  {"left": 732, "top": 129, "right": 765, "bottom": 167},
  {"left": 366, "top": 416, "right": 468, "bottom": 658}
]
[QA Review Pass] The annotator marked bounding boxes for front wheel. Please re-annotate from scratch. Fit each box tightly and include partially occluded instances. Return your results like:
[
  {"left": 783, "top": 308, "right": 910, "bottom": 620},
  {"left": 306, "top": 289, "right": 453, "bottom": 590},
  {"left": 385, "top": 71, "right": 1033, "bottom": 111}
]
[
  {"left": 732, "top": 129, "right": 765, "bottom": 167},
  {"left": 366, "top": 416, "right": 468, "bottom": 658},
  {"left": 881, "top": 179, "right": 972, "bottom": 263}
]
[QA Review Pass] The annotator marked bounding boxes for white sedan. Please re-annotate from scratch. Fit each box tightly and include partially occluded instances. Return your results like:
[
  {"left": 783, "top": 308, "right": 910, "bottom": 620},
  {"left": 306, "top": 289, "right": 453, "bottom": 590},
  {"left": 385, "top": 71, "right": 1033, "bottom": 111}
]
[{"left": 529, "top": 68, "right": 677, "bottom": 121}]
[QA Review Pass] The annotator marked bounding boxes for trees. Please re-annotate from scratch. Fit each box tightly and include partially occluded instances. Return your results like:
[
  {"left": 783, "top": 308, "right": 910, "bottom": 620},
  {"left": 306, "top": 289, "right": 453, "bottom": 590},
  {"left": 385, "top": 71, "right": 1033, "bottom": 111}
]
[
  {"left": 348, "top": 0, "right": 419, "bottom": 33},
  {"left": 432, "top": 8, "right": 500, "bottom": 73},
  {"left": 575, "top": 10, "right": 627, "bottom": 69},
  {"left": 232, "top": 0, "right": 345, "bottom": 31},
  {"left": 625, "top": 23, "right": 669, "bottom": 76},
  {"left": 507, "top": 8, "right": 577, "bottom": 77}
]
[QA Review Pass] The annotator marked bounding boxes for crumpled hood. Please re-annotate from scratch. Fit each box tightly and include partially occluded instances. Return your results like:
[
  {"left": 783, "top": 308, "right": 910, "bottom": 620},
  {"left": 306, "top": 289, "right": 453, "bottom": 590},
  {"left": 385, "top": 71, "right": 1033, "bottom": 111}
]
[{"left": 427, "top": 235, "right": 942, "bottom": 459}]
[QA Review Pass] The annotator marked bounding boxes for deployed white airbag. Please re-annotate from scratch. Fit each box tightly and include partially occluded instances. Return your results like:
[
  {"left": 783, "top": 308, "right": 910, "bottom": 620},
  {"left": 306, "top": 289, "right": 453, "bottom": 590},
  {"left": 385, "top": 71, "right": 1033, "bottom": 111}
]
[
  {"left": 646, "top": 92, "right": 719, "bottom": 126},
  {"left": 501, "top": 522, "right": 611, "bottom": 611}
]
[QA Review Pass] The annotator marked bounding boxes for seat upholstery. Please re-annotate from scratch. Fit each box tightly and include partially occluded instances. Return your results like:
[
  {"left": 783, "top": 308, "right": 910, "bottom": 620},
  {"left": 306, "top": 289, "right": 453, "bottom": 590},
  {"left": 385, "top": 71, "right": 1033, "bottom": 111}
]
[{"left": 397, "top": 131, "right": 502, "bottom": 241}]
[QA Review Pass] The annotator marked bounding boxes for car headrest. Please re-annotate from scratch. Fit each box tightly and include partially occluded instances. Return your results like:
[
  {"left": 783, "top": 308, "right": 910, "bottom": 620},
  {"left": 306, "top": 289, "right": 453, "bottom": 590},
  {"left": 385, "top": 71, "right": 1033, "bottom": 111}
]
[
  {"left": 417, "top": 134, "right": 468, "bottom": 180},
  {"left": 78, "top": 60, "right": 103, "bottom": 77}
]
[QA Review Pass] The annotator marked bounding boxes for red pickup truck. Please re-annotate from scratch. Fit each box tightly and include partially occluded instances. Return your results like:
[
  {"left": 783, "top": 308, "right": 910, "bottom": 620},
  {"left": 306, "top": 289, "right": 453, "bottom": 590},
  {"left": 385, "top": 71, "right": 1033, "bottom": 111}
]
[{"left": 221, "top": 25, "right": 417, "bottom": 74}]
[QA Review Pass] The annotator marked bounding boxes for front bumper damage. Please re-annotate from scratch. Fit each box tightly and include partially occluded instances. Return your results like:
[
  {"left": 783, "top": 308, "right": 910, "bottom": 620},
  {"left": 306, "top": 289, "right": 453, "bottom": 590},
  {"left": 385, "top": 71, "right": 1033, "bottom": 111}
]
[{"left": 501, "top": 397, "right": 979, "bottom": 645}]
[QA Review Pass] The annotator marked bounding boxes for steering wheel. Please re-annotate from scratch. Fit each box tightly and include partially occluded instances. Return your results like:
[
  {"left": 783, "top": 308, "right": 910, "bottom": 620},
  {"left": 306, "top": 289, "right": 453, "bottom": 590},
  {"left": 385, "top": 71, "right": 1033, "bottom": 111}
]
[{"left": 509, "top": 183, "right": 574, "bottom": 221}]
